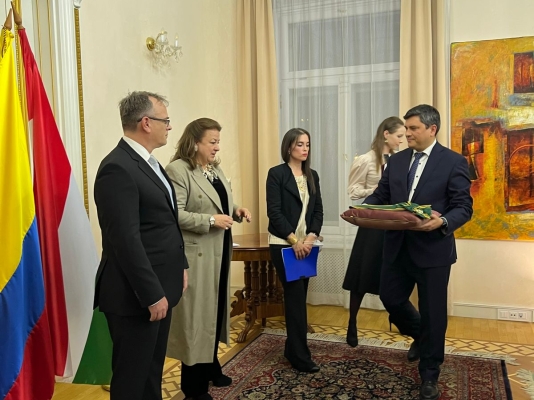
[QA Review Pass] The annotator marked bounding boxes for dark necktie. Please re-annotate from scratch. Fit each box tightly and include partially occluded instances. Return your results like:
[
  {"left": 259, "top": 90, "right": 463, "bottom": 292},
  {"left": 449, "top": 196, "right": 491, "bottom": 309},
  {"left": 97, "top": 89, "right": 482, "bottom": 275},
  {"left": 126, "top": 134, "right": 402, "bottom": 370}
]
[
  {"left": 407, "top": 152, "right": 424, "bottom": 192},
  {"left": 381, "top": 154, "right": 390, "bottom": 173}
]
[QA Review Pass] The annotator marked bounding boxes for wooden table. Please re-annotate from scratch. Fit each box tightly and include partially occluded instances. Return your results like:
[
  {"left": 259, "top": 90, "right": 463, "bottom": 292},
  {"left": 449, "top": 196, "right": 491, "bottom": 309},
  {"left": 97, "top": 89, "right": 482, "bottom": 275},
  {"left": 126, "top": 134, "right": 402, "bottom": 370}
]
[{"left": 231, "top": 233, "right": 314, "bottom": 343}]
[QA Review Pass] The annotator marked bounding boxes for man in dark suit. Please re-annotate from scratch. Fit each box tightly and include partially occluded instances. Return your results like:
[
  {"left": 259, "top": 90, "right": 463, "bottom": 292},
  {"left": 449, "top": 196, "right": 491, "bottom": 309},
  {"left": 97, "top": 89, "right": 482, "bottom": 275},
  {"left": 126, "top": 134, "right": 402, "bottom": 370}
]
[
  {"left": 365, "top": 104, "right": 473, "bottom": 400},
  {"left": 94, "top": 91, "right": 188, "bottom": 400}
]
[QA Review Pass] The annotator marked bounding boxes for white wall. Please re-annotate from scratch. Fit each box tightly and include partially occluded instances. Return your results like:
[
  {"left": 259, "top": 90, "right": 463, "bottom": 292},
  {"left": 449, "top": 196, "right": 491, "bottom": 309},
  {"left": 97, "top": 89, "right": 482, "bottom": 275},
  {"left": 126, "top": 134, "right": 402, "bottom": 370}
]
[
  {"left": 449, "top": 0, "right": 534, "bottom": 317},
  {"left": 79, "top": 0, "right": 534, "bottom": 316},
  {"left": 80, "top": 0, "right": 244, "bottom": 288}
]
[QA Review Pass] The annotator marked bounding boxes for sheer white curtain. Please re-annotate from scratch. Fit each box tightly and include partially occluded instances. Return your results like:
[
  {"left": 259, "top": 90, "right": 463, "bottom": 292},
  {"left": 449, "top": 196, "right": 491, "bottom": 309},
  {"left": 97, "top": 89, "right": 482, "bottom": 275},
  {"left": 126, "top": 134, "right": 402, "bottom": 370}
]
[{"left": 273, "top": 0, "right": 401, "bottom": 308}]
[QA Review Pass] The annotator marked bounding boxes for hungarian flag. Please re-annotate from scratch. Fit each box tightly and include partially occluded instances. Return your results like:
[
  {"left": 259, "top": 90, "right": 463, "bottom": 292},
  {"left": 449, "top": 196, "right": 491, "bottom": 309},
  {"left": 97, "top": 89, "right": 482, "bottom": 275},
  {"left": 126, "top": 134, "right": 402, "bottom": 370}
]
[{"left": 17, "top": 28, "right": 112, "bottom": 384}]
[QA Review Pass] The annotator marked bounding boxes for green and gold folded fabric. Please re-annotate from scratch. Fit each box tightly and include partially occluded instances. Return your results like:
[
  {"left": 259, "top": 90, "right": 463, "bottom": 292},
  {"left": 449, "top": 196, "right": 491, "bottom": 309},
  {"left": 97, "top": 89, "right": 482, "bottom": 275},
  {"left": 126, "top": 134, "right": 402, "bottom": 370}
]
[{"left": 349, "top": 202, "right": 433, "bottom": 220}]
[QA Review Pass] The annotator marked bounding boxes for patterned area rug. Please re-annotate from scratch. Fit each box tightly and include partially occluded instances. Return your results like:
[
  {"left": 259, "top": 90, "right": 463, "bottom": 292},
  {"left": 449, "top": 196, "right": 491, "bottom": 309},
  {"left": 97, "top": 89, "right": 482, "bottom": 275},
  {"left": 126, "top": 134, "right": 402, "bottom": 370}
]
[
  {"left": 163, "top": 319, "right": 534, "bottom": 399},
  {"left": 211, "top": 331, "right": 513, "bottom": 400}
]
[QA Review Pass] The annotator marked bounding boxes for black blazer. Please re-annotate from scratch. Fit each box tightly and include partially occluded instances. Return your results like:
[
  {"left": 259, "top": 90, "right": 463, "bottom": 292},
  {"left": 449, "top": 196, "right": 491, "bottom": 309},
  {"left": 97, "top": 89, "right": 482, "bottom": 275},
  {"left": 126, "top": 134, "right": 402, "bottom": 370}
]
[
  {"left": 94, "top": 139, "right": 188, "bottom": 316},
  {"left": 266, "top": 163, "right": 323, "bottom": 240},
  {"left": 365, "top": 142, "right": 473, "bottom": 268}
]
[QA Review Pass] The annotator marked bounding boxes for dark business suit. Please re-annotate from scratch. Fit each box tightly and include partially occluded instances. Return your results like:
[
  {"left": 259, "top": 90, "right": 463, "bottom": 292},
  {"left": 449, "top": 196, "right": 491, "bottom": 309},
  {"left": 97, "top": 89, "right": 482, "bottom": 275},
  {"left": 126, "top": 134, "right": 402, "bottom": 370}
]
[
  {"left": 365, "top": 141, "right": 472, "bottom": 381},
  {"left": 94, "top": 139, "right": 187, "bottom": 400},
  {"left": 266, "top": 163, "right": 323, "bottom": 370}
]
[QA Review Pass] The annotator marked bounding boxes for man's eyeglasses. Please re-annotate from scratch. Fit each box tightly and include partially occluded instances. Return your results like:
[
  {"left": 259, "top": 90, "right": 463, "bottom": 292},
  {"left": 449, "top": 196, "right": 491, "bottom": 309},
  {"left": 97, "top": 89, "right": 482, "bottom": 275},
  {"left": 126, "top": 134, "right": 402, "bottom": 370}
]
[{"left": 138, "top": 116, "right": 171, "bottom": 127}]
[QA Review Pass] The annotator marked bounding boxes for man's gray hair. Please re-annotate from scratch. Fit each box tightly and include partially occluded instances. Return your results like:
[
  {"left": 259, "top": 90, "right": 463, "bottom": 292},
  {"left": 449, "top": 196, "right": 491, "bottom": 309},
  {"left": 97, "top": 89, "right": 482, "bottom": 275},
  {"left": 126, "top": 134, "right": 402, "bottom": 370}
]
[{"left": 119, "top": 91, "right": 168, "bottom": 131}]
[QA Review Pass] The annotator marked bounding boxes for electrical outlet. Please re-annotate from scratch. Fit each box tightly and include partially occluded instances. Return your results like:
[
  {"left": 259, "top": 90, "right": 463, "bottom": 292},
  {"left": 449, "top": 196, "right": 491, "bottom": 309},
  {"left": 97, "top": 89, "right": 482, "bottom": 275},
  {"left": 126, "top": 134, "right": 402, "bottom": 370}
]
[
  {"left": 498, "top": 308, "right": 532, "bottom": 322},
  {"left": 517, "top": 312, "right": 529, "bottom": 321}
]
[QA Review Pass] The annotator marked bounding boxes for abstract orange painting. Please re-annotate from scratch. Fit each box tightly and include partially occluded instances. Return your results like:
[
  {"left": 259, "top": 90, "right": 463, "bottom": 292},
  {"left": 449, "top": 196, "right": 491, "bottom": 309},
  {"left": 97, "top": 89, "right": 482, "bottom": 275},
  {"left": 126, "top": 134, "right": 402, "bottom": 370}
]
[{"left": 451, "top": 36, "right": 534, "bottom": 240}]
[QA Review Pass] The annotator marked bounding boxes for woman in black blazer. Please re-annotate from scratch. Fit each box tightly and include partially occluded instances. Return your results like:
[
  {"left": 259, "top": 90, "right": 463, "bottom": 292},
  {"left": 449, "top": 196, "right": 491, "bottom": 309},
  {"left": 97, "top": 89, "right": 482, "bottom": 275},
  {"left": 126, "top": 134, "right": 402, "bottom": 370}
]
[{"left": 266, "top": 128, "right": 323, "bottom": 373}]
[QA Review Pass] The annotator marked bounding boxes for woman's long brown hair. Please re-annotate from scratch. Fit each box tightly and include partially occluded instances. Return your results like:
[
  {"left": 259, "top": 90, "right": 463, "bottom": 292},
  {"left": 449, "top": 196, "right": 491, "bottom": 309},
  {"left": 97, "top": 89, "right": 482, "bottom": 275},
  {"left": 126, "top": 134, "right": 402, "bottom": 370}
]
[
  {"left": 280, "top": 128, "right": 316, "bottom": 194},
  {"left": 170, "top": 118, "right": 222, "bottom": 170}
]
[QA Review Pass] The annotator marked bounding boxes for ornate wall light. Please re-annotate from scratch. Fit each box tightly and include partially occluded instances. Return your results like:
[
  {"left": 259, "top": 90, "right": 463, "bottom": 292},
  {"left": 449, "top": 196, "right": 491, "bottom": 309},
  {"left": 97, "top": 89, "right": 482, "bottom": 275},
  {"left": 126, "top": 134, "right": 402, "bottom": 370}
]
[{"left": 146, "top": 30, "right": 183, "bottom": 67}]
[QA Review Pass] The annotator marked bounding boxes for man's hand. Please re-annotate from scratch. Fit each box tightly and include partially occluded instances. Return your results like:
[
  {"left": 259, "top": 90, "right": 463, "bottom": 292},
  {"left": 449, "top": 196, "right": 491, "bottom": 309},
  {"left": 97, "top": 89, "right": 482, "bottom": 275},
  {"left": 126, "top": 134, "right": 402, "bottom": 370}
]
[
  {"left": 148, "top": 296, "right": 168, "bottom": 321},
  {"left": 183, "top": 270, "right": 188, "bottom": 293},
  {"left": 411, "top": 214, "right": 443, "bottom": 231}
]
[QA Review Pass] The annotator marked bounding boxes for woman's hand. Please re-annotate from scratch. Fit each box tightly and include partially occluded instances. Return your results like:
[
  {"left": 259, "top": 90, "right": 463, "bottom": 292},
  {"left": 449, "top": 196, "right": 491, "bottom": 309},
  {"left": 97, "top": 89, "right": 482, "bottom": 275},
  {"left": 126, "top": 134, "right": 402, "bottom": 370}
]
[
  {"left": 213, "top": 214, "right": 234, "bottom": 230},
  {"left": 292, "top": 240, "right": 312, "bottom": 260},
  {"left": 236, "top": 207, "right": 252, "bottom": 222},
  {"left": 303, "top": 234, "right": 317, "bottom": 245}
]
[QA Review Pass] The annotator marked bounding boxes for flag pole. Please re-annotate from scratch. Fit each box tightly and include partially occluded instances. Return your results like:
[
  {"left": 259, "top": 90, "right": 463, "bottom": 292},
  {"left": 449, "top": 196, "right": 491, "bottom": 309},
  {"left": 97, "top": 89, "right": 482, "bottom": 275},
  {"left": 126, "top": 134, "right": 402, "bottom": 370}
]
[
  {"left": 1, "top": 9, "right": 13, "bottom": 57},
  {"left": 11, "top": 1, "right": 29, "bottom": 133},
  {"left": 73, "top": 7, "right": 90, "bottom": 215}
]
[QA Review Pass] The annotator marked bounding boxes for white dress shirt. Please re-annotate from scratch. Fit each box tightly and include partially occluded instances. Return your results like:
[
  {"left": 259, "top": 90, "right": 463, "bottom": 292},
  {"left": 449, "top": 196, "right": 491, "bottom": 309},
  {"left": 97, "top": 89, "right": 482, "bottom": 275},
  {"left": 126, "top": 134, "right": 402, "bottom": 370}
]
[
  {"left": 408, "top": 139, "right": 437, "bottom": 202},
  {"left": 122, "top": 136, "right": 174, "bottom": 208}
]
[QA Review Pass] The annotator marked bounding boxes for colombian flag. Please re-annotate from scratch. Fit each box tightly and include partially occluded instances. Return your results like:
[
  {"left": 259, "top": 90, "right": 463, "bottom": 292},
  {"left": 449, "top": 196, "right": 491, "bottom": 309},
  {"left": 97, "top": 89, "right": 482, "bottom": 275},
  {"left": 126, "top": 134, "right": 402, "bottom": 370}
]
[
  {"left": 0, "top": 12, "right": 111, "bottom": 399},
  {"left": 0, "top": 30, "right": 55, "bottom": 400}
]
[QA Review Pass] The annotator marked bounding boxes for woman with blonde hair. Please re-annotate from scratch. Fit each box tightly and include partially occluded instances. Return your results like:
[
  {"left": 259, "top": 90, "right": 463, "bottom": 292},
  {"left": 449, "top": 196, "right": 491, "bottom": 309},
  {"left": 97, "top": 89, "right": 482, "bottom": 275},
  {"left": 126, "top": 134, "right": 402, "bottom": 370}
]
[{"left": 343, "top": 116, "right": 405, "bottom": 347}]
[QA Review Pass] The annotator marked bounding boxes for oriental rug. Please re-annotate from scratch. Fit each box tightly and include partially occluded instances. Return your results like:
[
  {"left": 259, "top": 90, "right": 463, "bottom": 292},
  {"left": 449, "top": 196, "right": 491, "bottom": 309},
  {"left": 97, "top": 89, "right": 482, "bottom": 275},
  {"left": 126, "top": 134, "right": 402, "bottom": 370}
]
[
  {"left": 210, "top": 330, "right": 512, "bottom": 400},
  {"left": 163, "top": 319, "right": 534, "bottom": 400}
]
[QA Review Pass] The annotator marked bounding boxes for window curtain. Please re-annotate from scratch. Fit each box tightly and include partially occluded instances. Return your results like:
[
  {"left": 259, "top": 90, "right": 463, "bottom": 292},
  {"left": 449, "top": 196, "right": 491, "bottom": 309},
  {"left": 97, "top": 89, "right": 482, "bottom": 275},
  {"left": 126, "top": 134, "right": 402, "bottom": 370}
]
[
  {"left": 399, "top": 0, "right": 453, "bottom": 313},
  {"left": 273, "top": 0, "right": 401, "bottom": 308},
  {"left": 236, "top": 0, "right": 280, "bottom": 234},
  {"left": 399, "top": 0, "right": 449, "bottom": 147}
]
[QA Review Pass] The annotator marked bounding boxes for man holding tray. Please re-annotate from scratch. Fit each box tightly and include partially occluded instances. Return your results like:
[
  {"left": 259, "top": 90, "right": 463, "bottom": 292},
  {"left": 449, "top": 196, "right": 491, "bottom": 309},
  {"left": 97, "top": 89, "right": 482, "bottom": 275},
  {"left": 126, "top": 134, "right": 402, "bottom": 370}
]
[{"left": 365, "top": 104, "right": 473, "bottom": 400}]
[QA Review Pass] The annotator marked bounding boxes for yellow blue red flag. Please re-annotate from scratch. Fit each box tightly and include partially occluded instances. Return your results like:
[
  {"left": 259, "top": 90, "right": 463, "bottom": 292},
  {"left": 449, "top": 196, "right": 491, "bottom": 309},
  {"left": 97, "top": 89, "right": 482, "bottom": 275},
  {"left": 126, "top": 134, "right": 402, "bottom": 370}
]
[{"left": 0, "top": 29, "right": 55, "bottom": 400}]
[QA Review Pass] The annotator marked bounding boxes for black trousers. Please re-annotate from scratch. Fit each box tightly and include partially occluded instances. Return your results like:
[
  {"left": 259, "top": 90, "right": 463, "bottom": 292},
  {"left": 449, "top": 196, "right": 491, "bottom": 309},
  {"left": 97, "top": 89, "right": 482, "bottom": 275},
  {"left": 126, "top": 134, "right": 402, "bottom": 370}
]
[
  {"left": 180, "top": 343, "right": 223, "bottom": 397},
  {"left": 105, "top": 310, "right": 172, "bottom": 400},
  {"left": 269, "top": 244, "right": 314, "bottom": 370},
  {"left": 379, "top": 245, "right": 451, "bottom": 381}
]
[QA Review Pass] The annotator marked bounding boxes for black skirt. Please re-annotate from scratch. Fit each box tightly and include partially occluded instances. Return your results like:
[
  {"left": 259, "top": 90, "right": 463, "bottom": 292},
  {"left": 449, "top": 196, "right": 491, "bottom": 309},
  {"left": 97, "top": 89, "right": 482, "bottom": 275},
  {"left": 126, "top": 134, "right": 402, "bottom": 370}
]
[{"left": 342, "top": 227, "right": 385, "bottom": 295}]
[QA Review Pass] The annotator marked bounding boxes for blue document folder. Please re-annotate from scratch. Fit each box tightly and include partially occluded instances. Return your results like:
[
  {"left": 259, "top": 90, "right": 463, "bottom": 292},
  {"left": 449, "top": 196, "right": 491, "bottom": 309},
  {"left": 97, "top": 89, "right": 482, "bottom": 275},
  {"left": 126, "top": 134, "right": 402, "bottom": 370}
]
[{"left": 281, "top": 246, "right": 319, "bottom": 282}]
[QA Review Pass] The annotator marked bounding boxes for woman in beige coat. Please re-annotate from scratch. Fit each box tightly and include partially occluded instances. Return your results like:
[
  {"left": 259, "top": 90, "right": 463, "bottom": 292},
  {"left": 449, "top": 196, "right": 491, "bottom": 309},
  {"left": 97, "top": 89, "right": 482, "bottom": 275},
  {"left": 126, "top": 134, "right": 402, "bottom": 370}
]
[{"left": 165, "top": 118, "right": 251, "bottom": 400}]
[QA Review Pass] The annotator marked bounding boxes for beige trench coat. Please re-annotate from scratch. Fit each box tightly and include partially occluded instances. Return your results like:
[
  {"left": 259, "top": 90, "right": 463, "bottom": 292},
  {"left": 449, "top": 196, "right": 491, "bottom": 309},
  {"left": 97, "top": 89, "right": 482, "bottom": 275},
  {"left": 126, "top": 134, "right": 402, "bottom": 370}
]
[{"left": 165, "top": 159, "right": 239, "bottom": 365}]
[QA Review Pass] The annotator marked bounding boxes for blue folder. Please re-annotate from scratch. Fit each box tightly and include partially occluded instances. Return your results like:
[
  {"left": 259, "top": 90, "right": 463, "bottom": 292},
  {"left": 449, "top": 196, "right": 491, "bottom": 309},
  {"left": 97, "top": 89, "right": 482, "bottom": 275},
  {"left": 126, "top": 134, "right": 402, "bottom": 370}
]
[{"left": 281, "top": 246, "right": 319, "bottom": 282}]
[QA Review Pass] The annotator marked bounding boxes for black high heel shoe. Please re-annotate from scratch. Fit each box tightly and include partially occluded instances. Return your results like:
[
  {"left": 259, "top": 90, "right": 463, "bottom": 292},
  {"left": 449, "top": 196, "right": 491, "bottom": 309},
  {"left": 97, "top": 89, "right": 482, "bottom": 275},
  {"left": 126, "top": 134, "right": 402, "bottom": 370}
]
[
  {"left": 212, "top": 374, "right": 232, "bottom": 387},
  {"left": 346, "top": 322, "right": 358, "bottom": 347}
]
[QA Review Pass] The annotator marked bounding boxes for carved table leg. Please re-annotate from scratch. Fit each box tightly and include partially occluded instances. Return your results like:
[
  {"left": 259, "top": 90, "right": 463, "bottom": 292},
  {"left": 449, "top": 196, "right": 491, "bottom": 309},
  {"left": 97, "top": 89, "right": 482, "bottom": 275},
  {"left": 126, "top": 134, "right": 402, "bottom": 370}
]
[
  {"left": 260, "top": 260, "right": 267, "bottom": 303},
  {"left": 237, "top": 261, "right": 260, "bottom": 343},
  {"left": 251, "top": 261, "right": 260, "bottom": 307},
  {"left": 237, "top": 261, "right": 255, "bottom": 343},
  {"left": 230, "top": 289, "right": 245, "bottom": 317},
  {"left": 268, "top": 261, "right": 275, "bottom": 300},
  {"left": 243, "top": 260, "right": 251, "bottom": 301}
]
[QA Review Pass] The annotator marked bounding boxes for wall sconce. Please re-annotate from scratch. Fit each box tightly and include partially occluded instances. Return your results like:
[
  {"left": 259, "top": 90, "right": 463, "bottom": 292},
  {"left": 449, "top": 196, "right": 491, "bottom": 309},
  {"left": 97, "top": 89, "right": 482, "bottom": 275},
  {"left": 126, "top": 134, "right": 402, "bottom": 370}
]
[{"left": 146, "top": 30, "right": 183, "bottom": 67}]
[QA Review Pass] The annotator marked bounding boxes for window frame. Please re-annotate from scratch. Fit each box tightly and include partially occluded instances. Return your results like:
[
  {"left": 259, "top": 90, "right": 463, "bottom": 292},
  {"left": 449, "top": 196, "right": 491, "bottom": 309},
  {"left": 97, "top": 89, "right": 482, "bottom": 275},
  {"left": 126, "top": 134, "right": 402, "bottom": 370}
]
[{"left": 275, "top": 0, "right": 401, "bottom": 241}]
